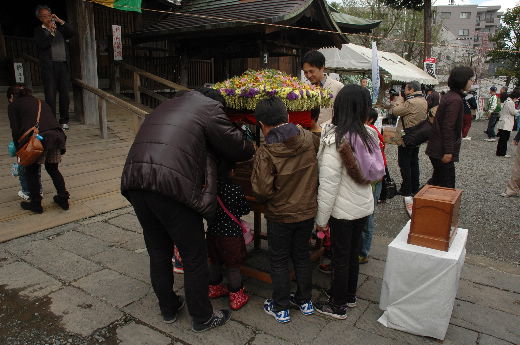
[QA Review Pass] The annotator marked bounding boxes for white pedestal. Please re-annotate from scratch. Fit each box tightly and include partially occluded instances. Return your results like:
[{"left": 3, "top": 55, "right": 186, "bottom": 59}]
[{"left": 378, "top": 221, "right": 468, "bottom": 340}]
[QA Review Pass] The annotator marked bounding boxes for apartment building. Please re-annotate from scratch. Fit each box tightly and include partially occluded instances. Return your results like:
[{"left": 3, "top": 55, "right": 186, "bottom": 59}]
[{"left": 433, "top": 4, "right": 502, "bottom": 48}]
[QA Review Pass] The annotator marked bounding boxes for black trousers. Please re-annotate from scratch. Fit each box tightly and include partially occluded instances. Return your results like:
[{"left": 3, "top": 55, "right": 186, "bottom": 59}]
[
  {"left": 26, "top": 162, "right": 67, "bottom": 203},
  {"left": 428, "top": 157, "right": 455, "bottom": 188},
  {"left": 42, "top": 61, "right": 70, "bottom": 124},
  {"left": 496, "top": 129, "right": 511, "bottom": 156},
  {"left": 485, "top": 112, "right": 500, "bottom": 138},
  {"left": 329, "top": 216, "right": 367, "bottom": 306},
  {"left": 398, "top": 146, "right": 420, "bottom": 196},
  {"left": 127, "top": 190, "right": 213, "bottom": 323},
  {"left": 267, "top": 218, "right": 314, "bottom": 311}
]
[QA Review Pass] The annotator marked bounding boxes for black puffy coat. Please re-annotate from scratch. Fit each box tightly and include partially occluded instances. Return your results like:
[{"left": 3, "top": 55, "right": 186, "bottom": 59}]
[{"left": 121, "top": 91, "right": 254, "bottom": 221}]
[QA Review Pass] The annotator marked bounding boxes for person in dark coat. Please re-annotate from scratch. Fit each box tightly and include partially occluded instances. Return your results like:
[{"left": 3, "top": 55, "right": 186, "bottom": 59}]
[
  {"left": 34, "top": 5, "right": 74, "bottom": 129},
  {"left": 426, "top": 67, "right": 474, "bottom": 188},
  {"left": 121, "top": 88, "right": 254, "bottom": 332},
  {"left": 7, "top": 85, "right": 69, "bottom": 214},
  {"left": 462, "top": 90, "right": 478, "bottom": 139}
]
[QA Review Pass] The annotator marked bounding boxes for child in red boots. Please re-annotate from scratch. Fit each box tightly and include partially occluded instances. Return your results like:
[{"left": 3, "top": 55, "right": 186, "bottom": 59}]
[{"left": 206, "top": 161, "right": 251, "bottom": 310}]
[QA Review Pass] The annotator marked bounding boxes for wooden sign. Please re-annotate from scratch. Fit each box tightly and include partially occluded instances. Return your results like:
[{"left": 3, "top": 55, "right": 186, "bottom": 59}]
[
  {"left": 112, "top": 25, "right": 123, "bottom": 61},
  {"left": 13, "top": 63, "right": 24, "bottom": 83}
]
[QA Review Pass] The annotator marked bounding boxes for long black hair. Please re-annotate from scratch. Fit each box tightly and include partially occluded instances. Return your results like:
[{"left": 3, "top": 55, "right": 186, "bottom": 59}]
[
  {"left": 6, "top": 84, "right": 32, "bottom": 100},
  {"left": 332, "top": 84, "right": 374, "bottom": 152}
]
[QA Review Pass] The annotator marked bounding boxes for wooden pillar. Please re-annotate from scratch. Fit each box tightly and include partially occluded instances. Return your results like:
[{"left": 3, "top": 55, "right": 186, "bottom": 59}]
[
  {"left": 0, "top": 26, "right": 7, "bottom": 59},
  {"left": 98, "top": 97, "right": 108, "bottom": 139},
  {"left": 67, "top": 0, "right": 99, "bottom": 125}
]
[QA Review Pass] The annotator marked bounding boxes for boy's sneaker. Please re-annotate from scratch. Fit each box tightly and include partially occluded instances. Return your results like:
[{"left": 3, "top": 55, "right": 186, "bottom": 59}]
[
  {"left": 229, "top": 287, "right": 249, "bottom": 310},
  {"left": 346, "top": 297, "right": 357, "bottom": 308},
  {"left": 358, "top": 256, "right": 369, "bottom": 264},
  {"left": 263, "top": 299, "right": 291, "bottom": 323},
  {"left": 18, "top": 191, "right": 30, "bottom": 200},
  {"left": 209, "top": 284, "right": 229, "bottom": 298},
  {"left": 192, "top": 309, "right": 231, "bottom": 333},
  {"left": 172, "top": 258, "right": 184, "bottom": 274},
  {"left": 289, "top": 293, "right": 314, "bottom": 315},
  {"left": 403, "top": 196, "right": 413, "bottom": 218},
  {"left": 485, "top": 138, "right": 496, "bottom": 142},
  {"left": 315, "top": 300, "right": 348, "bottom": 320},
  {"left": 162, "top": 295, "right": 185, "bottom": 323},
  {"left": 318, "top": 263, "right": 332, "bottom": 274}
]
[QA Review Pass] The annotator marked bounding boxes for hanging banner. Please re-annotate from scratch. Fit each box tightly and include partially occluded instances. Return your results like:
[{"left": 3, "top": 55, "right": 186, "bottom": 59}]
[
  {"left": 13, "top": 63, "right": 24, "bottom": 83},
  {"left": 92, "top": 0, "right": 142, "bottom": 13},
  {"left": 424, "top": 57, "right": 437, "bottom": 79},
  {"left": 371, "top": 41, "right": 380, "bottom": 104},
  {"left": 112, "top": 25, "right": 123, "bottom": 61}
]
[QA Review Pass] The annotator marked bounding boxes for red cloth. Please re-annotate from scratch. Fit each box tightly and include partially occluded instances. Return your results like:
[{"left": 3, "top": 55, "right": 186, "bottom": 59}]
[
  {"left": 462, "top": 113, "right": 472, "bottom": 138},
  {"left": 369, "top": 124, "right": 387, "bottom": 166},
  {"left": 227, "top": 111, "right": 312, "bottom": 128}
]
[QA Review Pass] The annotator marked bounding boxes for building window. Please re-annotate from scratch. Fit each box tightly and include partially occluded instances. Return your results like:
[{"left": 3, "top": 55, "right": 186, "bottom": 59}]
[
  {"left": 458, "top": 29, "right": 469, "bottom": 36},
  {"left": 460, "top": 12, "right": 471, "bottom": 19},
  {"left": 440, "top": 12, "right": 451, "bottom": 19}
]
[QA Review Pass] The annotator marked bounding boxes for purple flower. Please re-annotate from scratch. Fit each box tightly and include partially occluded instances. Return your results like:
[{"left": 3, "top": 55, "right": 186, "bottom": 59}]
[
  {"left": 224, "top": 88, "right": 236, "bottom": 96},
  {"left": 306, "top": 90, "right": 311, "bottom": 97},
  {"left": 287, "top": 91, "right": 299, "bottom": 100},
  {"left": 267, "top": 90, "right": 278, "bottom": 96},
  {"left": 299, "top": 90, "right": 304, "bottom": 97}
]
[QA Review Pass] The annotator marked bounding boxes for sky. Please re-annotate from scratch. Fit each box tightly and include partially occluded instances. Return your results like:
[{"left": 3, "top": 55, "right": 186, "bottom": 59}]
[{"left": 433, "top": 0, "right": 519, "bottom": 11}]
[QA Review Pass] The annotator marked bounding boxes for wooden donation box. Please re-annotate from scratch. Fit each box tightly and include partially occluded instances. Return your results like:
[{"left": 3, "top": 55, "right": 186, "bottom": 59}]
[{"left": 408, "top": 185, "right": 462, "bottom": 251}]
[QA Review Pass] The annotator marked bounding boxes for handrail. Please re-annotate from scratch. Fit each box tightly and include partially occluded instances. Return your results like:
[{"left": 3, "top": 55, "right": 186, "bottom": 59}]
[
  {"left": 22, "top": 53, "right": 39, "bottom": 65},
  {"left": 72, "top": 78, "right": 149, "bottom": 118},
  {"left": 120, "top": 62, "right": 189, "bottom": 91}
]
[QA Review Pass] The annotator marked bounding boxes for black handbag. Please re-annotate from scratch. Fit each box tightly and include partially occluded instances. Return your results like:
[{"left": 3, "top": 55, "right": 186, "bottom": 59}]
[
  {"left": 402, "top": 119, "right": 432, "bottom": 147},
  {"left": 380, "top": 168, "right": 397, "bottom": 201}
]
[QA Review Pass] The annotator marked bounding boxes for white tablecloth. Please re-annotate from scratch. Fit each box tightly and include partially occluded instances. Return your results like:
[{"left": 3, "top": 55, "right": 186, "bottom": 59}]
[{"left": 378, "top": 221, "right": 468, "bottom": 340}]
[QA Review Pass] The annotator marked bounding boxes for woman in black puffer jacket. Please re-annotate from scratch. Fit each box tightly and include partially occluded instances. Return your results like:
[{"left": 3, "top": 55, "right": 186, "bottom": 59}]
[{"left": 7, "top": 85, "right": 69, "bottom": 213}]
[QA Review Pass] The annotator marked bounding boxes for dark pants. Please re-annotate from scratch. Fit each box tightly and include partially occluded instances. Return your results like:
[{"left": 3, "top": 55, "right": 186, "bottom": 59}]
[
  {"left": 496, "top": 129, "right": 511, "bottom": 156},
  {"left": 26, "top": 162, "right": 67, "bottom": 203},
  {"left": 462, "top": 113, "right": 472, "bottom": 138},
  {"left": 428, "top": 157, "right": 455, "bottom": 188},
  {"left": 398, "top": 146, "right": 420, "bottom": 196},
  {"left": 267, "top": 218, "right": 314, "bottom": 311},
  {"left": 42, "top": 61, "right": 70, "bottom": 124},
  {"left": 486, "top": 112, "right": 500, "bottom": 138},
  {"left": 329, "top": 216, "right": 367, "bottom": 306},
  {"left": 127, "top": 190, "right": 213, "bottom": 324}
]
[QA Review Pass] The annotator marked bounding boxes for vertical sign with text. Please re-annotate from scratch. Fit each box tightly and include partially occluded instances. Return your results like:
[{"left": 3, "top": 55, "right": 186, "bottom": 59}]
[
  {"left": 424, "top": 57, "right": 437, "bottom": 79},
  {"left": 112, "top": 25, "right": 123, "bottom": 61},
  {"left": 13, "top": 63, "right": 24, "bottom": 83}
]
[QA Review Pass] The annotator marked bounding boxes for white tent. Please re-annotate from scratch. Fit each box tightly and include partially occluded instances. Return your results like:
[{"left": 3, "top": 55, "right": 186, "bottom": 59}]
[{"left": 320, "top": 44, "right": 438, "bottom": 85}]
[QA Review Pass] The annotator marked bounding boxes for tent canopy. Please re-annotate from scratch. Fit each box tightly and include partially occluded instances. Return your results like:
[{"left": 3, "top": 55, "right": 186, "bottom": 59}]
[{"left": 320, "top": 43, "right": 438, "bottom": 85}]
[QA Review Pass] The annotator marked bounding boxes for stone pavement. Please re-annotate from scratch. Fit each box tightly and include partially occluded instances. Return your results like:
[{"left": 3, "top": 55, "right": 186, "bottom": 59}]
[{"left": 1, "top": 207, "right": 519, "bottom": 345}]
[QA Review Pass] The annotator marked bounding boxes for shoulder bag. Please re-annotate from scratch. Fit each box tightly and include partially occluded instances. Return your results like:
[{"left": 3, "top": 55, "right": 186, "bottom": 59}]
[
  {"left": 216, "top": 196, "right": 254, "bottom": 245},
  {"left": 16, "top": 100, "right": 44, "bottom": 167}
]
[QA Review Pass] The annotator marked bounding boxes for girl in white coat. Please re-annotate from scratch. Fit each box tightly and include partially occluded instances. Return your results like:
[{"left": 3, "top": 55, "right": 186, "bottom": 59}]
[{"left": 314, "top": 85, "right": 385, "bottom": 319}]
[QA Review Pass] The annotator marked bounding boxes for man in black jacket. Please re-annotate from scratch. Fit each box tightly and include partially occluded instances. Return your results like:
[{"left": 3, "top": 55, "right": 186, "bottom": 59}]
[
  {"left": 121, "top": 89, "right": 254, "bottom": 332},
  {"left": 34, "top": 5, "right": 74, "bottom": 129}
]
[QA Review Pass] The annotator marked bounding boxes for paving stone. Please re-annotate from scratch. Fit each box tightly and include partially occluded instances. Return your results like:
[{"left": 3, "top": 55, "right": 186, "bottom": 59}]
[
  {"left": 124, "top": 292, "right": 254, "bottom": 345},
  {"left": 461, "top": 264, "right": 520, "bottom": 294},
  {"left": 91, "top": 247, "right": 150, "bottom": 283},
  {"left": 79, "top": 207, "right": 134, "bottom": 225},
  {"left": 77, "top": 221, "right": 135, "bottom": 246},
  {"left": 7, "top": 239, "right": 102, "bottom": 282},
  {"left": 0, "top": 261, "right": 62, "bottom": 297},
  {"left": 108, "top": 213, "right": 143, "bottom": 233},
  {"left": 49, "top": 231, "right": 111, "bottom": 258},
  {"left": 359, "top": 257, "right": 386, "bottom": 279},
  {"left": 479, "top": 334, "right": 515, "bottom": 345},
  {"left": 116, "top": 321, "right": 171, "bottom": 345},
  {"left": 33, "top": 222, "right": 81, "bottom": 240},
  {"left": 230, "top": 295, "right": 328, "bottom": 345},
  {"left": 355, "top": 303, "right": 478, "bottom": 345},
  {"left": 451, "top": 300, "right": 520, "bottom": 344},
  {"left": 250, "top": 333, "right": 292, "bottom": 345},
  {"left": 48, "top": 286, "right": 123, "bottom": 337},
  {"left": 313, "top": 321, "right": 400, "bottom": 345},
  {"left": 357, "top": 276, "right": 382, "bottom": 303},
  {"left": 0, "top": 246, "right": 16, "bottom": 267},
  {"left": 457, "top": 280, "right": 520, "bottom": 316},
  {"left": 366, "top": 236, "right": 391, "bottom": 262},
  {"left": 117, "top": 231, "right": 146, "bottom": 252},
  {"left": 73, "top": 269, "right": 150, "bottom": 307},
  {"left": 312, "top": 267, "right": 368, "bottom": 291}
]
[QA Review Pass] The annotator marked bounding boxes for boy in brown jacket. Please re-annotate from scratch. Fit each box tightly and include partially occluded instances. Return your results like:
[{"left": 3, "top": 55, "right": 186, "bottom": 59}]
[{"left": 251, "top": 97, "right": 319, "bottom": 323}]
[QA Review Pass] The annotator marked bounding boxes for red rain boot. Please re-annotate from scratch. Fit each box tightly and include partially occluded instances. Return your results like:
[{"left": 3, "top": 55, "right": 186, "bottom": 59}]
[
  {"left": 208, "top": 284, "right": 229, "bottom": 299},
  {"left": 229, "top": 287, "right": 249, "bottom": 310}
]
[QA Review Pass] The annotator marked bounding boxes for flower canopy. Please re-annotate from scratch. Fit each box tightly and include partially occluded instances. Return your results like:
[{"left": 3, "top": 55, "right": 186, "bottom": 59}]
[{"left": 213, "top": 69, "right": 334, "bottom": 111}]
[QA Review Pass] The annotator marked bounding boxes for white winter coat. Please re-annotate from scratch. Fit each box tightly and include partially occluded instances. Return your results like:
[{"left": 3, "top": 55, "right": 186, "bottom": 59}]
[
  {"left": 498, "top": 98, "right": 518, "bottom": 132},
  {"left": 315, "top": 124, "right": 375, "bottom": 226}
]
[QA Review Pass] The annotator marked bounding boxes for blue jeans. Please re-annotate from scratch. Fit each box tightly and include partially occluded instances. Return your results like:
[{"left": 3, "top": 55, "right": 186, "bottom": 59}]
[
  {"left": 361, "top": 181, "right": 382, "bottom": 258},
  {"left": 18, "top": 165, "right": 42, "bottom": 196}
]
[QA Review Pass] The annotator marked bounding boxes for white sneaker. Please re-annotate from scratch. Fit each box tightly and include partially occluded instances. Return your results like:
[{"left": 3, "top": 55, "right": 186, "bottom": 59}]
[
  {"left": 462, "top": 137, "right": 471, "bottom": 140},
  {"left": 403, "top": 196, "right": 413, "bottom": 218},
  {"left": 18, "top": 190, "right": 30, "bottom": 200},
  {"left": 484, "top": 138, "right": 496, "bottom": 142},
  {"left": 61, "top": 123, "right": 70, "bottom": 130},
  {"left": 504, "top": 155, "right": 512, "bottom": 158}
]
